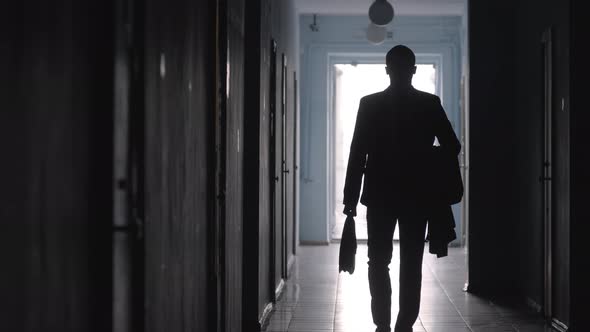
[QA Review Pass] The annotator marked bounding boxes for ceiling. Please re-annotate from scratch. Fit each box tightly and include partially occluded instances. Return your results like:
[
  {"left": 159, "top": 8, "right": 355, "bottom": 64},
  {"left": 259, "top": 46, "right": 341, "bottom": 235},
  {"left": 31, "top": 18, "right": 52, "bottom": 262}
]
[{"left": 294, "top": 0, "right": 466, "bottom": 16}]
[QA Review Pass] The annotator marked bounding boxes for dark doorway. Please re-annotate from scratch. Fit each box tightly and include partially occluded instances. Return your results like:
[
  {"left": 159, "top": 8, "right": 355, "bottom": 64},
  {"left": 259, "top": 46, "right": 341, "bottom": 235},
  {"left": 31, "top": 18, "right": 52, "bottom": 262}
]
[{"left": 330, "top": 63, "right": 438, "bottom": 242}]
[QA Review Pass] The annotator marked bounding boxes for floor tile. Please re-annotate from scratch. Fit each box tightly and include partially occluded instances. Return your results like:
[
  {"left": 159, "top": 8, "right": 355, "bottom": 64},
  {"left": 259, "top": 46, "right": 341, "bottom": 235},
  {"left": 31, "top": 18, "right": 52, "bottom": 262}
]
[{"left": 262, "top": 244, "right": 552, "bottom": 332}]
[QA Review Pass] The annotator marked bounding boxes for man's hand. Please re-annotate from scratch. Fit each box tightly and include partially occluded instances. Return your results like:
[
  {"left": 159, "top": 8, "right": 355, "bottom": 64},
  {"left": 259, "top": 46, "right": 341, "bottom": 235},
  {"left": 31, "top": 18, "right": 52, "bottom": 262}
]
[{"left": 343, "top": 205, "right": 357, "bottom": 217}]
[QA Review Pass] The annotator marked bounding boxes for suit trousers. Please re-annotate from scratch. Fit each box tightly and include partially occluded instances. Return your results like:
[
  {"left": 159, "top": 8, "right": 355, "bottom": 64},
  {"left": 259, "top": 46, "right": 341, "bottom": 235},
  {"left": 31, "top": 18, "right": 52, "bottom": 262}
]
[{"left": 366, "top": 206, "right": 427, "bottom": 332}]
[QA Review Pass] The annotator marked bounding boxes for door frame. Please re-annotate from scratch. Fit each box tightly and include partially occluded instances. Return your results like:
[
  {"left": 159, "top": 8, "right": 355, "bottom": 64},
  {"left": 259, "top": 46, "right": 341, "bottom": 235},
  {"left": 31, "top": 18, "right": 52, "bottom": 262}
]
[
  {"left": 112, "top": 0, "right": 145, "bottom": 330},
  {"left": 541, "top": 27, "right": 554, "bottom": 322},
  {"left": 293, "top": 71, "right": 299, "bottom": 256},
  {"left": 541, "top": 28, "right": 570, "bottom": 332},
  {"left": 326, "top": 53, "right": 443, "bottom": 241},
  {"left": 280, "top": 53, "right": 289, "bottom": 278},
  {"left": 268, "top": 38, "right": 279, "bottom": 301}
]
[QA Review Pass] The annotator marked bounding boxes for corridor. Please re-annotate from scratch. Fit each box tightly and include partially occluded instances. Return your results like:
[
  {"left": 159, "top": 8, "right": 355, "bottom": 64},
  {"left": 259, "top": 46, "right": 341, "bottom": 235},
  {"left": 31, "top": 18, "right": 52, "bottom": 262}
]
[
  {"left": 264, "top": 245, "right": 552, "bottom": 332},
  {"left": 3, "top": 0, "right": 586, "bottom": 331}
]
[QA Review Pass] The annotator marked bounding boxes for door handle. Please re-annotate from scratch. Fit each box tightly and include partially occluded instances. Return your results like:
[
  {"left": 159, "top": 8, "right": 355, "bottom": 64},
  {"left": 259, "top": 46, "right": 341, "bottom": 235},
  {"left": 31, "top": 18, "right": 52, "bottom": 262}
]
[
  {"left": 282, "top": 169, "right": 290, "bottom": 174},
  {"left": 539, "top": 176, "right": 552, "bottom": 182}
]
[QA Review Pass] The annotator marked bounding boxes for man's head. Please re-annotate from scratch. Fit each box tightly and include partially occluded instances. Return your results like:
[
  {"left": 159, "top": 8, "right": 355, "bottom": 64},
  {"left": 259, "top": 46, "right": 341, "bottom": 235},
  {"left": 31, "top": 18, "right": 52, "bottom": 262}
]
[{"left": 385, "top": 45, "right": 416, "bottom": 85}]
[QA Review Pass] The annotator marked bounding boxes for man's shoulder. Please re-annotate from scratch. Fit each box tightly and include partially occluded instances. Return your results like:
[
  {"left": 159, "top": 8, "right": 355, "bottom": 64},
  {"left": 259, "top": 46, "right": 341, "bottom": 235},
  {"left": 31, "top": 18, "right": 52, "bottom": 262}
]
[
  {"left": 412, "top": 89, "right": 440, "bottom": 103},
  {"left": 360, "top": 91, "right": 387, "bottom": 103},
  {"left": 414, "top": 89, "right": 440, "bottom": 104},
  {"left": 359, "top": 90, "right": 390, "bottom": 108}
]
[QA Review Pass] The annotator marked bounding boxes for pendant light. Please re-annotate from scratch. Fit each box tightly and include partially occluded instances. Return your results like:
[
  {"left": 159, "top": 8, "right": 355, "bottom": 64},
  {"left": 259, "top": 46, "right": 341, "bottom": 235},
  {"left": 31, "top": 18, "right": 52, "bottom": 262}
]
[
  {"left": 366, "top": 23, "right": 387, "bottom": 45},
  {"left": 368, "top": 0, "right": 394, "bottom": 26}
]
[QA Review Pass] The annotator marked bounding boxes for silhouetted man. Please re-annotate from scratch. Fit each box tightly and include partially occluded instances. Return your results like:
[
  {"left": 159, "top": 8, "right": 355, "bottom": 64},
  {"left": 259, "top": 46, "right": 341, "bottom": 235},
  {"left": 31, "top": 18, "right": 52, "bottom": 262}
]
[{"left": 343, "top": 45, "right": 461, "bottom": 332}]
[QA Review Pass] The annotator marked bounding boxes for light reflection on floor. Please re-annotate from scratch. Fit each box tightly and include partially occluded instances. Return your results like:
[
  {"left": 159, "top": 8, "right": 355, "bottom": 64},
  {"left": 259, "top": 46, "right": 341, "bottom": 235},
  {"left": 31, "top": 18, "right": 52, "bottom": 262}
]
[{"left": 264, "top": 244, "right": 552, "bottom": 332}]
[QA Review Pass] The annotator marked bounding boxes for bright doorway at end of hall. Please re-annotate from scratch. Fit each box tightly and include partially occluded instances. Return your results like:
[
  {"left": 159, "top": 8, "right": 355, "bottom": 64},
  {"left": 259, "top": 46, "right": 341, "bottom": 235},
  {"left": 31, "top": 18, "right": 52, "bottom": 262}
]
[{"left": 331, "top": 63, "right": 438, "bottom": 241}]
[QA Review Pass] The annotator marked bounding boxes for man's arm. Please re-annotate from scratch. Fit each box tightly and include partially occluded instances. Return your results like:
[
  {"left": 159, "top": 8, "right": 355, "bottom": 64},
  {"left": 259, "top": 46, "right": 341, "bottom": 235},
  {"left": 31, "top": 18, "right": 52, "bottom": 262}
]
[
  {"left": 433, "top": 96, "right": 461, "bottom": 155},
  {"left": 343, "top": 98, "right": 369, "bottom": 216}
]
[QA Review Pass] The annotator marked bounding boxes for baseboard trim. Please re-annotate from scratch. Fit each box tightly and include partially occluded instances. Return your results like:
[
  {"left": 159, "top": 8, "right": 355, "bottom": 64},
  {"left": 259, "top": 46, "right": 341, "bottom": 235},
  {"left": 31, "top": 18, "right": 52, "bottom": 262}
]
[
  {"left": 331, "top": 238, "right": 368, "bottom": 244},
  {"left": 300, "top": 240, "right": 330, "bottom": 245},
  {"left": 259, "top": 302, "right": 274, "bottom": 331},
  {"left": 287, "top": 255, "right": 296, "bottom": 278},
  {"left": 552, "top": 318, "right": 568, "bottom": 332},
  {"left": 275, "top": 279, "right": 286, "bottom": 300}
]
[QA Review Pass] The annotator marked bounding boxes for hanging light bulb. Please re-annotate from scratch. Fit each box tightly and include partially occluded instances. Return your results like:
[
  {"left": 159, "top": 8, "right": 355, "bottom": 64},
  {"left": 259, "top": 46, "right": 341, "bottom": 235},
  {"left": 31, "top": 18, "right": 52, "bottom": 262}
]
[
  {"left": 366, "top": 23, "right": 387, "bottom": 45},
  {"left": 368, "top": 0, "right": 394, "bottom": 26}
]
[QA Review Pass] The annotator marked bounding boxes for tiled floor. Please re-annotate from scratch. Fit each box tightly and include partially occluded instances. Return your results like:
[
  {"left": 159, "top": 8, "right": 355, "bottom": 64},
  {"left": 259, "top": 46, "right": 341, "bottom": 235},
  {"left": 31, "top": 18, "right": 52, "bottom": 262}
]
[{"left": 264, "top": 244, "right": 553, "bottom": 332}]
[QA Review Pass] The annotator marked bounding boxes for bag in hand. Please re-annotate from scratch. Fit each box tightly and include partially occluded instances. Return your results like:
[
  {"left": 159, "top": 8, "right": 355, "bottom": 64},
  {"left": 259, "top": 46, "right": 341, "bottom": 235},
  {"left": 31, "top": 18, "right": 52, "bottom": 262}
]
[{"left": 339, "top": 215, "right": 357, "bottom": 274}]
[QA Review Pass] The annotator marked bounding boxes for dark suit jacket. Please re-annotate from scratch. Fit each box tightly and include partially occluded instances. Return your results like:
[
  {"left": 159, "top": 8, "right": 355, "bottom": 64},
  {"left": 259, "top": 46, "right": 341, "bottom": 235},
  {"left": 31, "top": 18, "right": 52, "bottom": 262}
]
[
  {"left": 426, "top": 145, "right": 462, "bottom": 257},
  {"left": 343, "top": 85, "right": 461, "bottom": 212}
]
